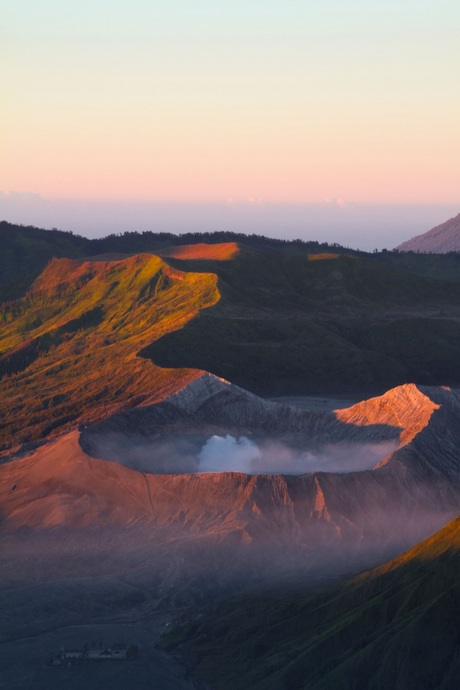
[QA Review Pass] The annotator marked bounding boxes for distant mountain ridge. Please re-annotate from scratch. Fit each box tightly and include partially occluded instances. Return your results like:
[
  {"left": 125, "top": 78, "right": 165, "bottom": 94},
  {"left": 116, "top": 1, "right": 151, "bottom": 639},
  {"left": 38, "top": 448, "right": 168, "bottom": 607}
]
[
  {"left": 396, "top": 212, "right": 460, "bottom": 253},
  {"left": 0, "top": 220, "right": 359, "bottom": 301},
  {"left": 3, "top": 221, "right": 460, "bottom": 310}
]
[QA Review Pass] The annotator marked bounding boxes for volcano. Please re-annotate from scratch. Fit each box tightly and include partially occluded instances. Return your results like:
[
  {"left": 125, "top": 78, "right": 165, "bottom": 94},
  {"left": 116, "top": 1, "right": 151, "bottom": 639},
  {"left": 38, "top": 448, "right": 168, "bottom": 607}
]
[{"left": 2, "top": 376, "right": 460, "bottom": 598}]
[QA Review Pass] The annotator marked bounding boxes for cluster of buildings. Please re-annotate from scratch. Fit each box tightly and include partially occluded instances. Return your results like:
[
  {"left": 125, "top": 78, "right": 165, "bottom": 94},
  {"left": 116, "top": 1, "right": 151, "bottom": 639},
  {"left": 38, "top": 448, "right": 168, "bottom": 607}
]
[{"left": 49, "top": 643, "right": 137, "bottom": 666}]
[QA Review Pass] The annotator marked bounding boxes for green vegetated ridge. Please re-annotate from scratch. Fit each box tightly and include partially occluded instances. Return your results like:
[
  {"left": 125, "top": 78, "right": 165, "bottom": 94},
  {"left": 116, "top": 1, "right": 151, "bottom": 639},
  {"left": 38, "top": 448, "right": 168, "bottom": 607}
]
[
  {"left": 144, "top": 246, "right": 460, "bottom": 395},
  {"left": 2, "top": 222, "right": 460, "bottom": 398},
  {"left": 164, "top": 516, "right": 460, "bottom": 690},
  {"left": 0, "top": 253, "right": 219, "bottom": 450}
]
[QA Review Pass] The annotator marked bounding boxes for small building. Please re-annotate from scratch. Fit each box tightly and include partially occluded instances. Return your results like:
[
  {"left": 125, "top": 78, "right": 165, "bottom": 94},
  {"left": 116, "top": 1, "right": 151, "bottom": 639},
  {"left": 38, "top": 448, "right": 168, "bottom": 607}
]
[
  {"left": 64, "top": 649, "right": 83, "bottom": 659},
  {"left": 87, "top": 647, "right": 129, "bottom": 660},
  {"left": 49, "top": 642, "right": 136, "bottom": 665}
]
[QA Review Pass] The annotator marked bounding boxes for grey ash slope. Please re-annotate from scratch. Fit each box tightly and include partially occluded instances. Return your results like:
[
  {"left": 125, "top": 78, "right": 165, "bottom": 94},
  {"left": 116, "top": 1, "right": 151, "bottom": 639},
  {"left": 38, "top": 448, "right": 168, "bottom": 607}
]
[{"left": 396, "top": 212, "right": 460, "bottom": 253}]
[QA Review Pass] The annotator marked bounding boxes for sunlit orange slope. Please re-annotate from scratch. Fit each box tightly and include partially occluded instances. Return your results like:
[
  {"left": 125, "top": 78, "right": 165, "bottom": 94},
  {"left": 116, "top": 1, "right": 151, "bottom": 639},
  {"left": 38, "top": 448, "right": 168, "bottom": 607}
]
[
  {"left": 358, "top": 513, "right": 460, "bottom": 583},
  {"left": 335, "top": 383, "right": 440, "bottom": 449},
  {"left": 0, "top": 254, "right": 219, "bottom": 450},
  {"left": 157, "top": 242, "right": 240, "bottom": 261}
]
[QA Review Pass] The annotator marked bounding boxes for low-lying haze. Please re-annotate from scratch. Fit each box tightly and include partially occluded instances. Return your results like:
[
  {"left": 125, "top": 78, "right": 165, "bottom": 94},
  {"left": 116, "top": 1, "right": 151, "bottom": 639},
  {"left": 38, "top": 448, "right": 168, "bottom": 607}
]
[
  {"left": 84, "top": 431, "right": 398, "bottom": 475},
  {"left": 1, "top": 194, "right": 458, "bottom": 251}
]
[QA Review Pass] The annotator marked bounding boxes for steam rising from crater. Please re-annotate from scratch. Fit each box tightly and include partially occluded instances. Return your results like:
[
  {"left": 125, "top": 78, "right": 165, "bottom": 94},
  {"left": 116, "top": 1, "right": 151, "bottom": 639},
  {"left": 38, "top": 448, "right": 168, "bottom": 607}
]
[
  {"left": 198, "top": 435, "right": 261, "bottom": 473},
  {"left": 197, "top": 434, "right": 397, "bottom": 475}
]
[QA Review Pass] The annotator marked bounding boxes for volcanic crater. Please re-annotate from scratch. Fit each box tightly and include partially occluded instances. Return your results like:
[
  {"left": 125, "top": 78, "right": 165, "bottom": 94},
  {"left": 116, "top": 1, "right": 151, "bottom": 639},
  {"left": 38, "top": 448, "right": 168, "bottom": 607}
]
[
  {"left": 3, "top": 374, "right": 460, "bottom": 600},
  {"left": 79, "top": 374, "right": 401, "bottom": 476}
]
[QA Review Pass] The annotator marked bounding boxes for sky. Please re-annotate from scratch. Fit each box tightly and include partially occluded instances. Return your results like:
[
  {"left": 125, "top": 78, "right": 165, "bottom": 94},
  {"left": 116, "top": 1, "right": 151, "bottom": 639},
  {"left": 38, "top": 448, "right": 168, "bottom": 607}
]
[{"left": 2, "top": 1, "right": 459, "bottom": 248}]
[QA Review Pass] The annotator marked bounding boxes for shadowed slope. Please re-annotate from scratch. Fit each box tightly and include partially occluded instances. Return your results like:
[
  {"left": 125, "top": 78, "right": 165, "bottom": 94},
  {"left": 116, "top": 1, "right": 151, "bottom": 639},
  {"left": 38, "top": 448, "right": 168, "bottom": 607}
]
[
  {"left": 168, "top": 515, "right": 460, "bottom": 690},
  {"left": 146, "top": 248, "right": 460, "bottom": 395},
  {"left": 0, "top": 255, "right": 219, "bottom": 451},
  {"left": 0, "top": 221, "right": 91, "bottom": 301}
]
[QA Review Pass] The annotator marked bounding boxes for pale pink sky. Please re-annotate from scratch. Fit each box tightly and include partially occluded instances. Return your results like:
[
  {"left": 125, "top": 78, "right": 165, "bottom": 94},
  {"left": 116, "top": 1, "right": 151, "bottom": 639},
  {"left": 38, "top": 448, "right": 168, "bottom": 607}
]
[{"left": 2, "top": 1, "right": 459, "bottom": 214}]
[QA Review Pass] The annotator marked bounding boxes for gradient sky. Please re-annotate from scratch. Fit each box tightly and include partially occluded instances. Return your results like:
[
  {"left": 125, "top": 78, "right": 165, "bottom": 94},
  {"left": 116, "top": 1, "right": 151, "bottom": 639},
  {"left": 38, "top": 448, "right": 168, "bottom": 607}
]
[{"left": 2, "top": 1, "right": 459, "bottom": 245}]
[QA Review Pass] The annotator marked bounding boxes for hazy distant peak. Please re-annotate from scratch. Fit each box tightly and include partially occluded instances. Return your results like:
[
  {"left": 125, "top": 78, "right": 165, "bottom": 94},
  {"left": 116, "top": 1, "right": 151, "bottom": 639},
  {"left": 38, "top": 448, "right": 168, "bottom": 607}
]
[{"left": 396, "top": 213, "right": 460, "bottom": 253}]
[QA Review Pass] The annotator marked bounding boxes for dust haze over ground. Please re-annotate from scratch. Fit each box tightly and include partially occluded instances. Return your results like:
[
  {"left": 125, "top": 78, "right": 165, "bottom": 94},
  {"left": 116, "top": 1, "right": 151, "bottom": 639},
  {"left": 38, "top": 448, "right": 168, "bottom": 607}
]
[
  {"left": 0, "top": 528, "right": 197, "bottom": 690},
  {"left": 0, "top": 520, "right": 366, "bottom": 690},
  {"left": 0, "top": 498, "right": 453, "bottom": 690},
  {"left": 2, "top": 385, "right": 460, "bottom": 689}
]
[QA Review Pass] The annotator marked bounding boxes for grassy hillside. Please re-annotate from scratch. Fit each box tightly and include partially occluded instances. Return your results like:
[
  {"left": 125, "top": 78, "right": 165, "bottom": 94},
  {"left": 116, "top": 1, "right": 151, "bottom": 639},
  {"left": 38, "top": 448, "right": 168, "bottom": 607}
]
[
  {"left": 0, "top": 255, "right": 219, "bottom": 451},
  {"left": 165, "top": 516, "right": 460, "bottom": 690}
]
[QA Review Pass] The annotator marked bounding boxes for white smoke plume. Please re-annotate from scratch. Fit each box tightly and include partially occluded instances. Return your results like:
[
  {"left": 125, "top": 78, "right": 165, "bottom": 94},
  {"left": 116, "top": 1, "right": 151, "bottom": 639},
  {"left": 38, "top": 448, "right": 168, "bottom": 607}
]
[
  {"left": 197, "top": 435, "right": 398, "bottom": 474},
  {"left": 198, "top": 435, "right": 260, "bottom": 473}
]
